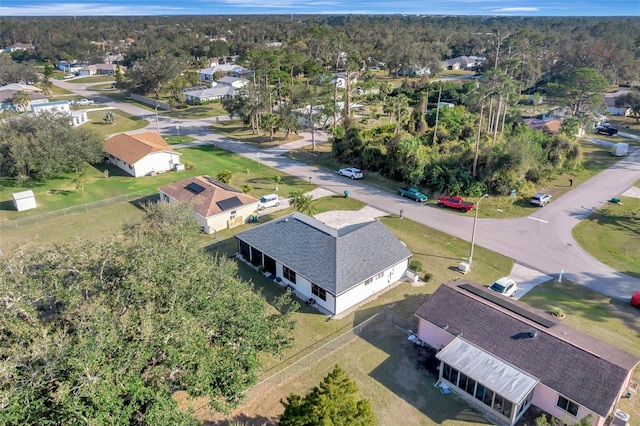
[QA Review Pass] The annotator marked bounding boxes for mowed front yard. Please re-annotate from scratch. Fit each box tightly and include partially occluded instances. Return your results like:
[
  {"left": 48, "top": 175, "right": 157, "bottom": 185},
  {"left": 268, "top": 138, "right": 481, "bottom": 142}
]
[
  {"left": 0, "top": 144, "right": 314, "bottom": 223},
  {"left": 573, "top": 180, "right": 640, "bottom": 278}
]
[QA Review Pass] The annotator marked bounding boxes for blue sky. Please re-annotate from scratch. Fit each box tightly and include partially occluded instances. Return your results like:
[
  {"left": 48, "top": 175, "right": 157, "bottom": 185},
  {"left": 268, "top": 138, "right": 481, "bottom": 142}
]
[{"left": 1, "top": 0, "right": 638, "bottom": 16}]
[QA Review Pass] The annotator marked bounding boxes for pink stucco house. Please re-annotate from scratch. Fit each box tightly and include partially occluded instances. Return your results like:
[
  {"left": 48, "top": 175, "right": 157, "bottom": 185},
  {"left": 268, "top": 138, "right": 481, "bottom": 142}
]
[{"left": 415, "top": 281, "right": 638, "bottom": 426}]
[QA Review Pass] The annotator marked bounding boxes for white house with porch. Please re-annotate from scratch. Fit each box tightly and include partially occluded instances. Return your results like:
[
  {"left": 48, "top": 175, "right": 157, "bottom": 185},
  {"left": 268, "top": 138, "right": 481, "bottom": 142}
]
[{"left": 235, "top": 212, "right": 412, "bottom": 316}]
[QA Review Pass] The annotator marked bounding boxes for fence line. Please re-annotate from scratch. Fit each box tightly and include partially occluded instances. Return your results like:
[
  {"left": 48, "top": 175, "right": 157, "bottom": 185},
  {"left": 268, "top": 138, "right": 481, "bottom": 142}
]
[
  {"left": 249, "top": 308, "right": 389, "bottom": 393},
  {"left": 0, "top": 189, "right": 156, "bottom": 230}
]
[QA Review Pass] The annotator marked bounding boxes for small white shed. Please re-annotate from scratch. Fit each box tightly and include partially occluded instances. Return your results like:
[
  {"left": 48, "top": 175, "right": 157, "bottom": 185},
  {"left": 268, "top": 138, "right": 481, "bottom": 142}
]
[{"left": 12, "top": 190, "right": 37, "bottom": 211}]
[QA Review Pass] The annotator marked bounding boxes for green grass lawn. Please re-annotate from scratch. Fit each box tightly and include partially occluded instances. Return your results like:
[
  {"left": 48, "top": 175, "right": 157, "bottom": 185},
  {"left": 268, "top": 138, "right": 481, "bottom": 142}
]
[
  {"left": 211, "top": 120, "right": 304, "bottom": 148},
  {"left": 85, "top": 109, "right": 150, "bottom": 137},
  {"left": 572, "top": 187, "right": 640, "bottom": 278},
  {"left": 65, "top": 75, "right": 116, "bottom": 84},
  {"left": 163, "top": 103, "right": 228, "bottom": 119},
  {"left": 0, "top": 145, "right": 314, "bottom": 223},
  {"left": 163, "top": 135, "right": 197, "bottom": 144}
]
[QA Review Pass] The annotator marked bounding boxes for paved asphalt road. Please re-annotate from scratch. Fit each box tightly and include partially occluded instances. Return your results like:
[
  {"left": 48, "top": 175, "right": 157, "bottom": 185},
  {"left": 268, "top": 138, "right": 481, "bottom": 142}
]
[{"left": 55, "top": 79, "right": 640, "bottom": 300}]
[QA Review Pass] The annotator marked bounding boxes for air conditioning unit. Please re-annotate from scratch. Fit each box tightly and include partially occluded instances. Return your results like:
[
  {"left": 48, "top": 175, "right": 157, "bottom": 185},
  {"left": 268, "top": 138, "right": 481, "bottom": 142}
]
[
  {"left": 612, "top": 409, "right": 629, "bottom": 426},
  {"left": 458, "top": 262, "right": 470, "bottom": 274}
]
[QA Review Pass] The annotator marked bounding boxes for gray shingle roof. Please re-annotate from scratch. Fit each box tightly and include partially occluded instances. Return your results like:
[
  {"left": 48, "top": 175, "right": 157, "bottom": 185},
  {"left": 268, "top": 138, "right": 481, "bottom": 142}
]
[
  {"left": 415, "top": 281, "right": 640, "bottom": 417},
  {"left": 235, "top": 213, "right": 411, "bottom": 295}
]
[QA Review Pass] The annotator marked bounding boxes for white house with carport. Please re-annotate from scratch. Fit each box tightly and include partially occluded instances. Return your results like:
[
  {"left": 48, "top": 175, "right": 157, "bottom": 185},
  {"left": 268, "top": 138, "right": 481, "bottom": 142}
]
[
  {"left": 158, "top": 176, "right": 259, "bottom": 233},
  {"left": 31, "top": 101, "right": 88, "bottom": 127},
  {"left": 234, "top": 212, "right": 412, "bottom": 316},
  {"left": 415, "top": 280, "right": 639, "bottom": 426},
  {"left": 104, "top": 132, "right": 181, "bottom": 177}
]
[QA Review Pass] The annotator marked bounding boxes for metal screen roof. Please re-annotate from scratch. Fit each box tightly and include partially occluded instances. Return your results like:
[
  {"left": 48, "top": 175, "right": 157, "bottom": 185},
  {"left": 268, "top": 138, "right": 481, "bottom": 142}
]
[{"left": 437, "top": 337, "right": 539, "bottom": 404}]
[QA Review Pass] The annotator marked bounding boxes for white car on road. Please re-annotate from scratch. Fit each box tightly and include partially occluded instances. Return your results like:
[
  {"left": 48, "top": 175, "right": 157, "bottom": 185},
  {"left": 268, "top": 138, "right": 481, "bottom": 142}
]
[{"left": 338, "top": 168, "right": 363, "bottom": 179}]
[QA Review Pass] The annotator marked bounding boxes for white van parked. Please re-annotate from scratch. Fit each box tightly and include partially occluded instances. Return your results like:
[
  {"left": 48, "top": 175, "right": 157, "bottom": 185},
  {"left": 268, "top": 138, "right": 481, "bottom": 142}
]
[{"left": 258, "top": 194, "right": 280, "bottom": 210}]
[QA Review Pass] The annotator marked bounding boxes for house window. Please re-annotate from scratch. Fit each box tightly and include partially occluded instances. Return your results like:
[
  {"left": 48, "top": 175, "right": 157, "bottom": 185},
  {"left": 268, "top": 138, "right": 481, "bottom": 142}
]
[
  {"left": 493, "top": 394, "right": 513, "bottom": 418},
  {"left": 557, "top": 395, "right": 579, "bottom": 416},
  {"left": 442, "top": 364, "right": 459, "bottom": 385},
  {"left": 364, "top": 277, "right": 373, "bottom": 285},
  {"left": 312, "top": 284, "right": 326, "bottom": 301},
  {"left": 283, "top": 266, "right": 296, "bottom": 284},
  {"left": 230, "top": 210, "right": 237, "bottom": 219},
  {"left": 375, "top": 272, "right": 383, "bottom": 280},
  {"left": 458, "top": 373, "right": 476, "bottom": 396}
]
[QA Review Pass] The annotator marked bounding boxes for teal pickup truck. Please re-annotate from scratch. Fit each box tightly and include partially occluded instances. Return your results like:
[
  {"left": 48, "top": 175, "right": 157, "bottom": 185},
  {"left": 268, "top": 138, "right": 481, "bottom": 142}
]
[{"left": 398, "top": 187, "right": 428, "bottom": 202}]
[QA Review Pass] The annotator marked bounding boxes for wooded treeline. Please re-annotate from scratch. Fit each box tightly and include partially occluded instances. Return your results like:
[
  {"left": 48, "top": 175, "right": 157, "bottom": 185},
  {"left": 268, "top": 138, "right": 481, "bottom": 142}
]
[
  {"left": 0, "top": 201, "right": 298, "bottom": 424},
  {"left": 2, "top": 15, "right": 639, "bottom": 85}
]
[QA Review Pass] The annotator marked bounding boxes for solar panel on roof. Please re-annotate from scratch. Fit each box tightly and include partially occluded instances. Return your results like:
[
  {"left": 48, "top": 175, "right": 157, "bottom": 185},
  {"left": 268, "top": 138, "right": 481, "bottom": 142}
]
[
  {"left": 459, "top": 283, "right": 556, "bottom": 328},
  {"left": 186, "top": 182, "right": 205, "bottom": 194},
  {"left": 217, "top": 196, "right": 244, "bottom": 211}
]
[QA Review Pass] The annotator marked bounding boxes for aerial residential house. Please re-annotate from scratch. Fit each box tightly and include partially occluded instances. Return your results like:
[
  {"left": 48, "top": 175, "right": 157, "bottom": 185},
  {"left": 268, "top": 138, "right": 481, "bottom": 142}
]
[
  {"left": 56, "top": 60, "right": 82, "bottom": 73},
  {"left": 523, "top": 118, "right": 563, "bottom": 135},
  {"left": 235, "top": 212, "right": 412, "bottom": 316},
  {"left": 182, "top": 77, "right": 248, "bottom": 103},
  {"left": 31, "top": 100, "right": 88, "bottom": 126},
  {"left": 158, "top": 176, "right": 259, "bottom": 233},
  {"left": 415, "top": 281, "right": 639, "bottom": 426},
  {"left": 0, "top": 83, "right": 46, "bottom": 112},
  {"left": 104, "top": 132, "right": 181, "bottom": 177},
  {"left": 2, "top": 42, "right": 34, "bottom": 53},
  {"left": 198, "top": 64, "right": 250, "bottom": 83},
  {"left": 77, "top": 63, "right": 118, "bottom": 76},
  {"left": 441, "top": 55, "right": 484, "bottom": 71},
  {"left": 604, "top": 91, "right": 633, "bottom": 117}
]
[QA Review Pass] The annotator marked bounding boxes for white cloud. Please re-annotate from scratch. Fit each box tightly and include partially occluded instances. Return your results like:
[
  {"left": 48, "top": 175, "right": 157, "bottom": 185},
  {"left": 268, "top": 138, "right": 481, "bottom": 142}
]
[
  {"left": 492, "top": 7, "right": 539, "bottom": 12},
  {"left": 0, "top": 2, "right": 187, "bottom": 16}
]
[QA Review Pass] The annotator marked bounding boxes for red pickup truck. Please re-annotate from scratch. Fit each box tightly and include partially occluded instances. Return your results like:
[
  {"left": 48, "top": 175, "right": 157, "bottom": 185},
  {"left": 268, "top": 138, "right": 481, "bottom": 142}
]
[{"left": 437, "top": 196, "right": 475, "bottom": 213}]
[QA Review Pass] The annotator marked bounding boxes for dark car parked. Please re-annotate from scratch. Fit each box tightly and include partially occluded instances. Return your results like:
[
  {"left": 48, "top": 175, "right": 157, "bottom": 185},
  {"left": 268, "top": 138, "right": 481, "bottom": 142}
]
[{"left": 595, "top": 124, "right": 618, "bottom": 136}]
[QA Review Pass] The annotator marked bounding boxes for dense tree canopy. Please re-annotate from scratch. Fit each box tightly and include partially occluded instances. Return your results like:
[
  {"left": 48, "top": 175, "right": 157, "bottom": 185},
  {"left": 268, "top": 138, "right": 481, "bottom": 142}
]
[
  {"left": 279, "top": 365, "right": 374, "bottom": 426},
  {"left": 0, "top": 201, "right": 297, "bottom": 424},
  {"left": 0, "top": 112, "right": 104, "bottom": 180}
]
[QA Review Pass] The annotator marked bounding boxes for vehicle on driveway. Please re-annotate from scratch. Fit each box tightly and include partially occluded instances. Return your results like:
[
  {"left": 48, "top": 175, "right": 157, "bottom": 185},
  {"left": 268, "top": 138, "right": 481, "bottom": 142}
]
[
  {"left": 398, "top": 187, "right": 428, "bottom": 202},
  {"left": 595, "top": 124, "right": 618, "bottom": 136},
  {"left": 632, "top": 291, "right": 640, "bottom": 308},
  {"left": 530, "top": 193, "right": 552, "bottom": 207},
  {"left": 437, "top": 196, "right": 475, "bottom": 213},
  {"left": 73, "top": 98, "right": 94, "bottom": 106},
  {"left": 338, "top": 168, "right": 363, "bottom": 179},
  {"left": 489, "top": 277, "right": 518, "bottom": 297},
  {"left": 258, "top": 194, "right": 280, "bottom": 210}
]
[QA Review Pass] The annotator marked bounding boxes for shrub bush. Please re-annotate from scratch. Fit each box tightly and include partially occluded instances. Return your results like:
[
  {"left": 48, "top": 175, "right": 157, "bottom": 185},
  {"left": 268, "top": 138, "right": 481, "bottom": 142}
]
[
  {"left": 409, "top": 260, "right": 423, "bottom": 272},
  {"left": 423, "top": 272, "right": 433, "bottom": 282}
]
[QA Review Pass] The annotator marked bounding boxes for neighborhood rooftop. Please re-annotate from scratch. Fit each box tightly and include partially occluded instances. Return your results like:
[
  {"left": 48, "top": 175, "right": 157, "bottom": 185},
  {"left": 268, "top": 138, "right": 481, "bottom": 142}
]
[
  {"left": 415, "top": 281, "right": 640, "bottom": 417},
  {"left": 235, "top": 212, "right": 412, "bottom": 296}
]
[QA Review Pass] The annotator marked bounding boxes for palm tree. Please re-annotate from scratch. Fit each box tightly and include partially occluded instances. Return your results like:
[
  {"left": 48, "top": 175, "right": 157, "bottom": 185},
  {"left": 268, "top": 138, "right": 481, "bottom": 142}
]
[
  {"left": 103, "top": 111, "right": 116, "bottom": 124},
  {"left": 11, "top": 91, "right": 31, "bottom": 111},
  {"left": 289, "top": 190, "right": 317, "bottom": 216},
  {"left": 261, "top": 112, "right": 280, "bottom": 141},
  {"left": 278, "top": 101, "right": 301, "bottom": 141}
]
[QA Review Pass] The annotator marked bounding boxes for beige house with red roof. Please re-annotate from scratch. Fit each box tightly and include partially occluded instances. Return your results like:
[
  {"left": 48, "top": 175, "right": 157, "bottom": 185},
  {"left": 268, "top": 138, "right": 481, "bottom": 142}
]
[
  {"left": 104, "top": 132, "right": 181, "bottom": 177},
  {"left": 158, "top": 176, "right": 259, "bottom": 233}
]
